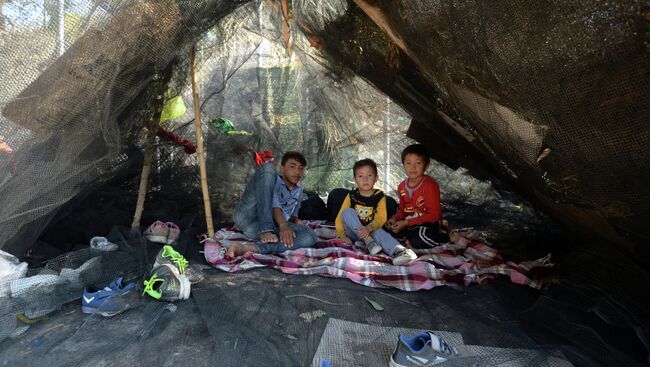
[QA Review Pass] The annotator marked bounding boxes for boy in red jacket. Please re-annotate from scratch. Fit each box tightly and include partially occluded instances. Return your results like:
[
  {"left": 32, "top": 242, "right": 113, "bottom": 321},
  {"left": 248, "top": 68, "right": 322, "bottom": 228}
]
[{"left": 386, "top": 144, "right": 451, "bottom": 248}]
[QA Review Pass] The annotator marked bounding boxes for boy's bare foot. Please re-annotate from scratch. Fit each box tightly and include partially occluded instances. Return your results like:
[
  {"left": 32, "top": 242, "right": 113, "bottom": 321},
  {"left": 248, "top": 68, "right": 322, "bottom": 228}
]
[
  {"left": 226, "top": 242, "right": 260, "bottom": 258},
  {"left": 449, "top": 232, "right": 461, "bottom": 243},
  {"left": 260, "top": 232, "right": 278, "bottom": 243}
]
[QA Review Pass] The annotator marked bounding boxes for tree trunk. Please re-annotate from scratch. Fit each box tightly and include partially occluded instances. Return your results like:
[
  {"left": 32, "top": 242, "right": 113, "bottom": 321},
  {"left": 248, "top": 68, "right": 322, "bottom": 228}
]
[
  {"left": 0, "top": 0, "right": 6, "bottom": 32},
  {"left": 191, "top": 45, "right": 215, "bottom": 238},
  {"left": 57, "top": 0, "right": 65, "bottom": 55}
]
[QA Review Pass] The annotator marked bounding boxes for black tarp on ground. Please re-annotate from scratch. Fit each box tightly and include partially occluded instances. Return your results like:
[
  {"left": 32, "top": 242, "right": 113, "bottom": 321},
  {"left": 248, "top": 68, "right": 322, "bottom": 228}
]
[
  {"left": 1, "top": 256, "right": 648, "bottom": 366},
  {"left": 0, "top": 184, "right": 649, "bottom": 366}
]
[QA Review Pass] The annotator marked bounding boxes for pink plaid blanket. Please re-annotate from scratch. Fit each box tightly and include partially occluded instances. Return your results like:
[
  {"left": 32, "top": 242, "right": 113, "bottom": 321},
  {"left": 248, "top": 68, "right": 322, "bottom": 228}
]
[{"left": 203, "top": 225, "right": 554, "bottom": 291}]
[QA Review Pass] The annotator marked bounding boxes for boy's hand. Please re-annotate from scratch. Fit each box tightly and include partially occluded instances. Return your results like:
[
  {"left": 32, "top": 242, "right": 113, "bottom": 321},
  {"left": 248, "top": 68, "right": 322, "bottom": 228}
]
[
  {"left": 279, "top": 223, "right": 296, "bottom": 247},
  {"left": 293, "top": 218, "right": 305, "bottom": 226},
  {"left": 391, "top": 220, "right": 409, "bottom": 233},
  {"left": 338, "top": 235, "right": 353, "bottom": 246},
  {"left": 386, "top": 217, "right": 396, "bottom": 227},
  {"left": 357, "top": 225, "right": 372, "bottom": 240}
]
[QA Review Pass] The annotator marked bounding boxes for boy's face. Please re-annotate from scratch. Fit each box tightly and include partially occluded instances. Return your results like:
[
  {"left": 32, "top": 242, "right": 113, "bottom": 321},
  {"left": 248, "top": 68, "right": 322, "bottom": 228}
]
[
  {"left": 354, "top": 165, "right": 377, "bottom": 192},
  {"left": 403, "top": 153, "right": 429, "bottom": 180},
  {"left": 279, "top": 158, "right": 305, "bottom": 187}
]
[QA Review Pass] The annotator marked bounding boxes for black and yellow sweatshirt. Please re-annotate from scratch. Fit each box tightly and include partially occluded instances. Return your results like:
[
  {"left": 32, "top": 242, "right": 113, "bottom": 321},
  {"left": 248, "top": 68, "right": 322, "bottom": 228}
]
[{"left": 335, "top": 189, "right": 388, "bottom": 238}]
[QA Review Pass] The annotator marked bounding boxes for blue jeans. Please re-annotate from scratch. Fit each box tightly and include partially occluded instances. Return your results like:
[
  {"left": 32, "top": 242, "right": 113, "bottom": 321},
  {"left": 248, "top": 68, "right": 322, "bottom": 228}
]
[
  {"left": 233, "top": 163, "right": 318, "bottom": 254},
  {"left": 341, "top": 208, "right": 401, "bottom": 256},
  {"left": 255, "top": 222, "right": 318, "bottom": 254}
]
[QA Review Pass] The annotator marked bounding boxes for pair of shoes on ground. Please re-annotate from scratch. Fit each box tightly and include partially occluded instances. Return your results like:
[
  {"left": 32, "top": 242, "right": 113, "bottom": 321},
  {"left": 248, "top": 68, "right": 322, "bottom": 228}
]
[
  {"left": 142, "top": 245, "right": 198, "bottom": 302},
  {"left": 82, "top": 277, "right": 136, "bottom": 317},
  {"left": 144, "top": 221, "right": 180, "bottom": 245},
  {"left": 320, "top": 331, "right": 458, "bottom": 367}
]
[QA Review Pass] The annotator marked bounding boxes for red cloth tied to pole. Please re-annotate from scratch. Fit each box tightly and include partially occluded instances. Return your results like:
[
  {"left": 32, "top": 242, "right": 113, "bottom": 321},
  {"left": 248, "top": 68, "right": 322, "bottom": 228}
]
[
  {"left": 255, "top": 150, "right": 274, "bottom": 166},
  {"left": 156, "top": 126, "right": 196, "bottom": 155}
]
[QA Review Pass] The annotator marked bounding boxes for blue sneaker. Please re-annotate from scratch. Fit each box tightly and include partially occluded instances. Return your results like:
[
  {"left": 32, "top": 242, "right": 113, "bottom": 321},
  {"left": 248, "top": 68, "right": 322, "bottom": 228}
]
[
  {"left": 390, "top": 331, "right": 458, "bottom": 366},
  {"left": 82, "top": 277, "right": 136, "bottom": 317},
  {"left": 319, "top": 360, "right": 333, "bottom": 367},
  {"left": 108, "top": 277, "right": 135, "bottom": 293}
]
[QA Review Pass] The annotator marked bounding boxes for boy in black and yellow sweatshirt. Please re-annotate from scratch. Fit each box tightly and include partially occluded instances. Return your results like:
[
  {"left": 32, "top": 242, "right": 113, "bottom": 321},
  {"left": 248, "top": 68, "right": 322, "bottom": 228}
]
[{"left": 335, "top": 159, "right": 417, "bottom": 266}]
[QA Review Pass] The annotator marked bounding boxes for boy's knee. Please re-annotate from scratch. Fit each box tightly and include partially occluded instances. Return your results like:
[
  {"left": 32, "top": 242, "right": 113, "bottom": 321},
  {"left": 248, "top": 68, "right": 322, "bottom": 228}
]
[
  {"left": 342, "top": 208, "right": 357, "bottom": 220},
  {"left": 296, "top": 227, "right": 318, "bottom": 248},
  {"left": 306, "top": 227, "right": 319, "bottom": 244},
  {"left": 259, "top": 162, "right": 277, "bottom": 175},
  {"left": 306, "top": 235, "right": 318, "bottom": 247},
  {"left": 254, "top": 163, "right": 277, "bottom": 188}
]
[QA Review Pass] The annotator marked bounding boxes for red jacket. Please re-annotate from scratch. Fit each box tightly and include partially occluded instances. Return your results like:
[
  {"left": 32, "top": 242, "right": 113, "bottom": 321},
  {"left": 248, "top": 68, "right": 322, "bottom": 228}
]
[{"left": 395, "top": 175, "right": 442, "bottom": 226}]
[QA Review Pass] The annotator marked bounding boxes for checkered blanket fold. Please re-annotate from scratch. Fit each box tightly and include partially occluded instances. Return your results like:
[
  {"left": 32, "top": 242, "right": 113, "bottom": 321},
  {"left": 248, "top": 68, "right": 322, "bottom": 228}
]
[{"left": 203, "top": 223, "right": 553, "bottom": 291}]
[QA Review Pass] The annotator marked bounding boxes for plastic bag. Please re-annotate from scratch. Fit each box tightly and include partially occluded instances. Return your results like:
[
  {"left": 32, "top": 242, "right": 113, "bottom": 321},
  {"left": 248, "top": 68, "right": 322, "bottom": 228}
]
[{"left": 0, "top": 249, "right": 28, "bottom": 280}]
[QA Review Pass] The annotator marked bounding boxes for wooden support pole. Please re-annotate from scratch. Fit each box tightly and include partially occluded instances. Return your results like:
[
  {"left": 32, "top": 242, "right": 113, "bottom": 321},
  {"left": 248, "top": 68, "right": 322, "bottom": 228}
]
[
  {"left": 131, "top": 120, "right": 157, "bottom": 229},
  {"left": 131, "top": 67, "right": 174, "bottom": 229},
  {"left": 191, "top": 45, "right": 215, "bottom": 238}
]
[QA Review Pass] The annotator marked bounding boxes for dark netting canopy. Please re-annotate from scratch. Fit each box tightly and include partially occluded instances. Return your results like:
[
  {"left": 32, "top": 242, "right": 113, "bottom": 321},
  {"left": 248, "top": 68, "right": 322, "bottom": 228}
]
[{"left": 0, "top": 1, "right": 648, "bottom": 366}]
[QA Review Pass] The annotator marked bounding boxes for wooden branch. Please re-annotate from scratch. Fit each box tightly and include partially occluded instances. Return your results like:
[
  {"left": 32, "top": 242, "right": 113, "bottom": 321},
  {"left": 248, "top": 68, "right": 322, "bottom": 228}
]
[
  {"left": 191, "top": 45, "right": 215, "bottom": 238},
  {"left": 131, "top": 64, "right": 176, "bottom": 229},
  {"left": 131, "top": 119, "right": 158, "bottom": 229}
]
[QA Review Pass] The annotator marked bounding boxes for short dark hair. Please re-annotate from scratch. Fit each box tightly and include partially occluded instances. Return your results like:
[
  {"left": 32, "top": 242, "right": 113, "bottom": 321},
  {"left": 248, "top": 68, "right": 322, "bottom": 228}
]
[
  {"left": 401, "top": 144, "right": 430, "bottom": 164},
  {"left": 281, "top": 151, "right": 307, "bottom": 166},
  {"left": 353, "top": 158, "right": 378, "bottom": 176}
]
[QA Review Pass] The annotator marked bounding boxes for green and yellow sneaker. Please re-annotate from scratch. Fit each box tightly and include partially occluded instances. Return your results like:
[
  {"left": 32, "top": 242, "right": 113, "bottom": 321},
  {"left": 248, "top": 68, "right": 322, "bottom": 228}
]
[
  {"left": 153, "top": 245, "right": 204, "bottom": 284},
  {"left": 154, "top": 245, "right": 188, "bottom": 274},
  {"left": 142, "top": 264, "right": 190, "bottom": 302}
]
